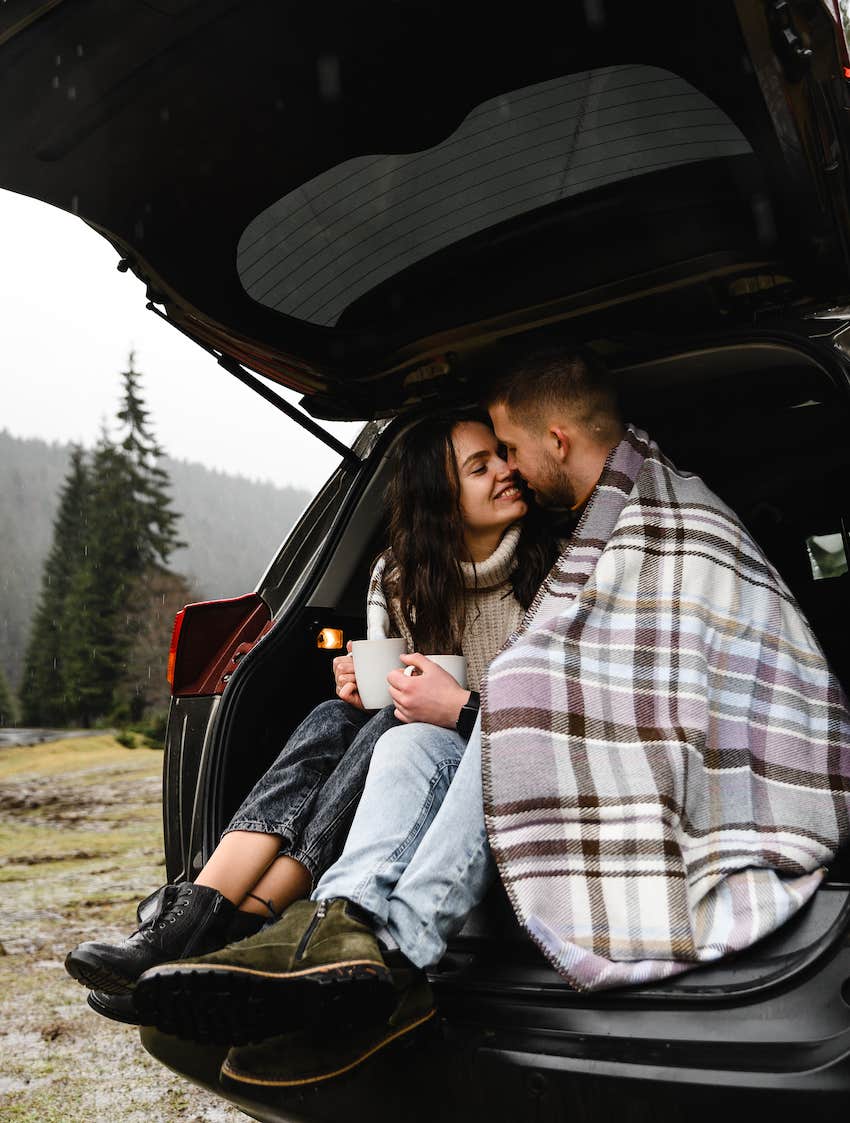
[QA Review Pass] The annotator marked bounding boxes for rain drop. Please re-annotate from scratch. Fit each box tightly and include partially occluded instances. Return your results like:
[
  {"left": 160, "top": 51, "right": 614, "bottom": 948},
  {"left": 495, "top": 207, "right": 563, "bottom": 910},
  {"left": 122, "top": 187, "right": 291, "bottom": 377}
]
[
  {"left": 67, "top": 86, "right": 77, "bottom": 101},
  {"left": 582, "top": 0, "right": 606, "bottom": 28},
  {"left": 51, "top": 75, "right": 60, "bottom": 89},
  {"left": 751, "top": 193, "right": 777, "bottom": 247},
  {"left": 317, "top": 55, "right": 341, "bottom": 102}
]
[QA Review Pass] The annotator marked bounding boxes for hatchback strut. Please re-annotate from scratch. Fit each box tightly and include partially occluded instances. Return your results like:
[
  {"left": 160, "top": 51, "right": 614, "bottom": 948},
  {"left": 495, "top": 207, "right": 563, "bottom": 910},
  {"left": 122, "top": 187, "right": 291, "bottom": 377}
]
[
  {"left": 146, "top": 301, "right": 360, "bottom": 468},
  {"left": 215, "top": 352, "right": 360, "bottom": 467}
]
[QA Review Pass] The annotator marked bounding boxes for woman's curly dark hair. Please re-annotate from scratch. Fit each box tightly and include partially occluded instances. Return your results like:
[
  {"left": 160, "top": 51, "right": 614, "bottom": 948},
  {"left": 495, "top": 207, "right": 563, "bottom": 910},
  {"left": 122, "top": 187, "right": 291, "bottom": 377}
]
[{"left": 383, "top": 410, "right": 561, "bottom": 653}]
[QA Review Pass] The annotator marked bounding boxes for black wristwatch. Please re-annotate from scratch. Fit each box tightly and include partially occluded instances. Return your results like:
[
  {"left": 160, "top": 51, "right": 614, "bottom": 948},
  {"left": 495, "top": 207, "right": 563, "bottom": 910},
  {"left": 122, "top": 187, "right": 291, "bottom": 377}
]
[{"left": 455, "top": 690, "right": 481, "bottom": 739}]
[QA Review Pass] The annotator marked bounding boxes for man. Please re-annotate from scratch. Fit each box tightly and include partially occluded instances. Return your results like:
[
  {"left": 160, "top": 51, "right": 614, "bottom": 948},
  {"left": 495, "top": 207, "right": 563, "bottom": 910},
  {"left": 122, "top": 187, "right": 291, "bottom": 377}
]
[{"left": 135, "top": 349, "right": 850, "bottom": 1091}]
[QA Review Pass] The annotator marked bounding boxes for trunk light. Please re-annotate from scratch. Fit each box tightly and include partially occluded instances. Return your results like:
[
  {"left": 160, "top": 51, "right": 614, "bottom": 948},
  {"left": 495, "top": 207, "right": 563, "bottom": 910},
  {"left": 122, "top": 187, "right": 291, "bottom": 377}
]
[
  {"left": 317, "top": 628, "right": 344, "bottom": 650},
  {"left": 167, "top": 608, "right": 186, "bottom": 687}
]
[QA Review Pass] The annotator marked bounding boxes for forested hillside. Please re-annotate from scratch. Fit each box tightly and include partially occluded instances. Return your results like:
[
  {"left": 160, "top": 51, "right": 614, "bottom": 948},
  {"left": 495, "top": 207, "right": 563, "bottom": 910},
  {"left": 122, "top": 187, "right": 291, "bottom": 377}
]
[{"left": 0, "top": 430, "right": 311, "bottom": 689}]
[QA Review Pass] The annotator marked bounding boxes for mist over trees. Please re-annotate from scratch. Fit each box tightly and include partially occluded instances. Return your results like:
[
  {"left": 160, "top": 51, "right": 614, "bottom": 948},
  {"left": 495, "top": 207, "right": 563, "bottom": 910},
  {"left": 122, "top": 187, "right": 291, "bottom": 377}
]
[{"left": 3, "top": 355, "right": 311, "bottom": 728}]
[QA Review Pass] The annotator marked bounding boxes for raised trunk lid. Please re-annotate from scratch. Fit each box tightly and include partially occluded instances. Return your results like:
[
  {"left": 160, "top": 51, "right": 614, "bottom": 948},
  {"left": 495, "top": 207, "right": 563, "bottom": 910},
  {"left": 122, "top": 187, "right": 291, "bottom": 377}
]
[{"left": 3, "top": 0, "right": 850, "bottom": 415}]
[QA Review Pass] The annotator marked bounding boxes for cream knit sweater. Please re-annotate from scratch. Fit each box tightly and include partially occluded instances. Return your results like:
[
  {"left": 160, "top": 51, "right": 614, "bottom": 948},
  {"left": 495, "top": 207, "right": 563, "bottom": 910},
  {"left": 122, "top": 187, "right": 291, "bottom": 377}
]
[{"left": 366, "top": 525, "right": 524, "bottom": 692}]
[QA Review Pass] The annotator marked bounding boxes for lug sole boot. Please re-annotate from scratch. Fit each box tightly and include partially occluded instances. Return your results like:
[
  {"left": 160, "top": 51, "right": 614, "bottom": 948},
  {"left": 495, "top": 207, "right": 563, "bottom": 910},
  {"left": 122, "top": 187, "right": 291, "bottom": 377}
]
[
  {"left": 133, "top": 898, "right": 395, "bottom": 1047},
  {"left": 81, "top": 910, "right": 269, "bottom": 1023},
  {"left": 65, "top": 882, "right": 238, "bottom": 995},
  {"left": 219, "top": 970, "right": 436, "bottom": 1092}
]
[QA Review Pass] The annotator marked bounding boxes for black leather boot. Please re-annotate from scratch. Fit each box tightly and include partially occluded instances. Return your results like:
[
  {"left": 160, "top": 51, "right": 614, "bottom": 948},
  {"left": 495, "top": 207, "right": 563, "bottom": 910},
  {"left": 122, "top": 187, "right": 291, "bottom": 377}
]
[
  {"left": 65, "top": 882, "right": 238, "bottom": 996},
  {"left": 83, "top": 907, "right": 270, "bottom": 1023},
  {"left": 86, "top": 990, "right": 142, "bottom": 1026}
]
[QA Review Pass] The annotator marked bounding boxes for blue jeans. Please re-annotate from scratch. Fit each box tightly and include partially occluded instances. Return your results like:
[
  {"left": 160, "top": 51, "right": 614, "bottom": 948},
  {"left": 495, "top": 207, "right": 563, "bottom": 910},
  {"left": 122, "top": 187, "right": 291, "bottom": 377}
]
[
  {"left": 224, "top": 699, "right": 400, "bottom": 884},
  {"left": 314, "top": 716, "right": 495, "bottom": 968}
]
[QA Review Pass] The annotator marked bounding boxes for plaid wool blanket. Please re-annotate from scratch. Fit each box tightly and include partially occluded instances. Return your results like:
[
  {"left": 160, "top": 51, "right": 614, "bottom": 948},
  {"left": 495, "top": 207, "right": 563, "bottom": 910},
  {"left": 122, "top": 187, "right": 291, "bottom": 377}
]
[{"left": 481, "top": 426, "right": 850, "bottom": 990}]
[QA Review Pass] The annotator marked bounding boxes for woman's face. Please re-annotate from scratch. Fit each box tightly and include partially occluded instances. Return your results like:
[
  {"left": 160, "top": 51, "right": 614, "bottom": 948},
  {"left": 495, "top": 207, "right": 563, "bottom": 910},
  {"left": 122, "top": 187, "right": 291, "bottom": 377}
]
[{"left": 451, "top": 420, "right": 527, "bottom": 534}]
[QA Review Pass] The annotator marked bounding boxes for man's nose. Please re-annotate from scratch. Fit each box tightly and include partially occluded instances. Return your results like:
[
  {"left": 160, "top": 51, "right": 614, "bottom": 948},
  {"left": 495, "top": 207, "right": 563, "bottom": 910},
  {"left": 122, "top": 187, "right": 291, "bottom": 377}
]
[{"left": 505, "top": 451, "right": 518, "bottom": 472}]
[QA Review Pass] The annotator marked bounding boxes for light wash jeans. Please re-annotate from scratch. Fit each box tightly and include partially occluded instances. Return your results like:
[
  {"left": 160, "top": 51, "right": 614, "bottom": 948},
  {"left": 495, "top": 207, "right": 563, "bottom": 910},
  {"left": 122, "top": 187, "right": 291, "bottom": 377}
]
[{"left": 314, "top": 716, "right": 495, "bottom": 968}]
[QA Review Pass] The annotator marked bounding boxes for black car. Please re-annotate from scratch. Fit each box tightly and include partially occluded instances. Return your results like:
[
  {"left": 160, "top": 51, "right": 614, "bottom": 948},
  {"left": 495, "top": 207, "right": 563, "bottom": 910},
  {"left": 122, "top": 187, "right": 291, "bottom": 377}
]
[{"left": 5, "top": 1, "right": 850, "bottom": 1119}]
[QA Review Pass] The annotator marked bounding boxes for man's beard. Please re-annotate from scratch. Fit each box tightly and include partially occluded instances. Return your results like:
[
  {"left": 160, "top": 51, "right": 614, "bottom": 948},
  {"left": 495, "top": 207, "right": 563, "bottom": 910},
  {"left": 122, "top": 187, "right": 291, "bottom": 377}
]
[{"left": 525, "top": 459, "right": 576, "bottom": 509}]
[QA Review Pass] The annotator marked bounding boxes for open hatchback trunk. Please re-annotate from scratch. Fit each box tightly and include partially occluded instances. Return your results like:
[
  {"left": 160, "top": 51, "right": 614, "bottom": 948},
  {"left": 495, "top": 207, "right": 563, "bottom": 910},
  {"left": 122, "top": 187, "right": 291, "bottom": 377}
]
[
  {"left": 3, "top": 0, "right": 850, "bottom": 414},
  {"left": 5, "top": 0, "right": 850, "bottom": 1118}
]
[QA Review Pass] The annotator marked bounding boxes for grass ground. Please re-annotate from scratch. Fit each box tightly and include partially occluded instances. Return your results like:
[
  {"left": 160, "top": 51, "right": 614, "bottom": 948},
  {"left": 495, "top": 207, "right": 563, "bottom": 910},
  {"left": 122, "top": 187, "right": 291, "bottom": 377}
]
[{"left": 0, "top": 735, "right": 244, "bottom": 1122}]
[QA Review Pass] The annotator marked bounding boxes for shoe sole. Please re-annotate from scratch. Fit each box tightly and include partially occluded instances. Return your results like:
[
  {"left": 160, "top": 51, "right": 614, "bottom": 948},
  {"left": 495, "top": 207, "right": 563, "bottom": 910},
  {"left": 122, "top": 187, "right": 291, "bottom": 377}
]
[
  {"left": 64, "top": 948, "right": 137, "bottom": 995},
  {"left": 220, "top": 1006, "right": 437, "bottom": 1089},
  {"left": 133, "top": 959, "right": 395, "bottom": 1047}
]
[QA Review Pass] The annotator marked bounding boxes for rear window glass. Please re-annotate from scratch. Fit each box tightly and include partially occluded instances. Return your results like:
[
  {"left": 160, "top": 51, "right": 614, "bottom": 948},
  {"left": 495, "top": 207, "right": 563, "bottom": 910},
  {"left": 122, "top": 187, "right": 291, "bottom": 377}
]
[{"left": 237, "top": 64, "right": 751, "bottom": 328}]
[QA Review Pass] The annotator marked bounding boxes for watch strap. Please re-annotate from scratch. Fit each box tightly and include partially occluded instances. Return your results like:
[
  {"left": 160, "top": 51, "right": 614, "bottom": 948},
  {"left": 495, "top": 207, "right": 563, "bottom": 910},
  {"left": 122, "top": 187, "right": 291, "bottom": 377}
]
[{"left": 455, "top": 690, "right": 481, "bottom": 739}]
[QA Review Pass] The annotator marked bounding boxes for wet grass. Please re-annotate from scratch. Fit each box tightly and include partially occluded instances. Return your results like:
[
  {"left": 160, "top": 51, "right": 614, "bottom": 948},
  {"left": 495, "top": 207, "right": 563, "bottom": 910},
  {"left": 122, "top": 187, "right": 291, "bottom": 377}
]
[
  {"left": 0, "top": 735, "right": 244, "bottom": 1122},
  {"left": 0, "top": 733, "right": 156, "bottom": 781}
]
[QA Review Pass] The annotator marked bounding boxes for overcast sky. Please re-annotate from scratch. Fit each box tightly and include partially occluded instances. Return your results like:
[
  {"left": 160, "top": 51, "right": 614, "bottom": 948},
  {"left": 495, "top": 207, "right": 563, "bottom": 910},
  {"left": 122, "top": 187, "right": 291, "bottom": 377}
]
[{"left": 0, "top": 188, "right": 362, "bottom": 493}]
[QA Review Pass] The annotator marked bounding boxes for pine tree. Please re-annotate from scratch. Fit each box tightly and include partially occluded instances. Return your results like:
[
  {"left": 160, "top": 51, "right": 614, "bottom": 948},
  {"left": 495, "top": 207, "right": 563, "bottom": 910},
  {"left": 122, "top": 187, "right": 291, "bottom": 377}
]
[
  {"left": 0, "top": 665, "right": 18, "bottom": 727},
  {"left": 20, "top": 446, "right": 90, "bottom": 726},
  {"left": 61, "top": 436, "right": 135, "bottom": 725},
  {"left": 116, "top": 352, "right": 183, "bottom": 568},
  {"left": 62, "top": 357, "right": 184, "bottom": 725}
]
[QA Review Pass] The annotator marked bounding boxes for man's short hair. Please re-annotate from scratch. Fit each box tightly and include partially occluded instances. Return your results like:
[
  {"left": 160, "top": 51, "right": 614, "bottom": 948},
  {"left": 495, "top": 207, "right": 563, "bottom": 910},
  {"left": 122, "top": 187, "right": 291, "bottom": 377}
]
[{"left": 486, "top": 347, "right": 622, "bottom": 444}]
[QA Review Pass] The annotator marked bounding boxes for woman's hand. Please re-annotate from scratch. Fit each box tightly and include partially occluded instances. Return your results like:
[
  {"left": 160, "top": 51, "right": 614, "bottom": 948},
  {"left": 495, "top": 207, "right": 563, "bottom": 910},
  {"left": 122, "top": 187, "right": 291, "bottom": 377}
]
[
  {"left": 332, "top": 641, "right": 364, "bottom": 709},
  {"left": 387, "top": 653, "right": 470, "bottom": 727}
]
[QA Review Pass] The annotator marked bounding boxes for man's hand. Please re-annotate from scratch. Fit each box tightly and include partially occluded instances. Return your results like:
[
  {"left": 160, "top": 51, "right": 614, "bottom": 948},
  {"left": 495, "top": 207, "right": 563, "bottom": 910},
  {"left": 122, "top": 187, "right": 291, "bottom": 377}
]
[
  {"left": 332, "top": 641, "right": 364, "bottom": 709},
  {"left": 387, "top": 653, "right": 469, "bottom": 727}
]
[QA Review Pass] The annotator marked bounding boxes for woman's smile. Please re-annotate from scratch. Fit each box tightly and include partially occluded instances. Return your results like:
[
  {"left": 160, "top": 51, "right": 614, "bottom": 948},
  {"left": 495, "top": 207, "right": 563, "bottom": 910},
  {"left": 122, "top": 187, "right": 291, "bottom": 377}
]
[{"left": 493, "top": 483, "right": 521, "bottom": 503}]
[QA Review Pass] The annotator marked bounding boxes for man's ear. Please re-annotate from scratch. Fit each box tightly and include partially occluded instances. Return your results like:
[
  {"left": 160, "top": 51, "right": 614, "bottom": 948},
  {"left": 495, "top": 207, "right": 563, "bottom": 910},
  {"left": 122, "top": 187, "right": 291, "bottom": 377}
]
[{"left": 548, "top": 426, "right": 570, "bottom": 462}]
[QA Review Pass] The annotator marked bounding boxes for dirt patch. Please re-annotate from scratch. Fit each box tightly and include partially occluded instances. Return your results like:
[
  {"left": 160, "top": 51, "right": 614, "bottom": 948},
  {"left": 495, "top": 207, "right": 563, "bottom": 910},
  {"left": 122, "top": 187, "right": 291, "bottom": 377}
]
[{"left": 0, "top": 736, "right": 245, "bottom": 1122}]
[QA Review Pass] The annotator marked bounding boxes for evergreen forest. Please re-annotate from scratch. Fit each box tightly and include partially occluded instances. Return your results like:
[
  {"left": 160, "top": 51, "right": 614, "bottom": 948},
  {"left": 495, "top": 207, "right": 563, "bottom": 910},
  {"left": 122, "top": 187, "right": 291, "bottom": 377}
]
[{"left": 2, "top": 355, "right": 311, "bottom": 734}]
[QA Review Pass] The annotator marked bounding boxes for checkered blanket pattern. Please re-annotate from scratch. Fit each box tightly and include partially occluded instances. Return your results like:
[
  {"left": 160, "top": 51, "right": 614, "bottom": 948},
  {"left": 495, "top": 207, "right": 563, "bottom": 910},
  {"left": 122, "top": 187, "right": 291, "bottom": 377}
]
[{"left": 481, "top": 426, "right": 850, "bottom": 990}]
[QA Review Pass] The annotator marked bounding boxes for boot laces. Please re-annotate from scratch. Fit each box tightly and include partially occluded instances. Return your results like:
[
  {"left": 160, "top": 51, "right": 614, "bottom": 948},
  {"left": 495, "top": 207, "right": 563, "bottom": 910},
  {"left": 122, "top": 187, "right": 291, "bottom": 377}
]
[{"left": 147, "top": 884, "right": 194, "bottom": 932}]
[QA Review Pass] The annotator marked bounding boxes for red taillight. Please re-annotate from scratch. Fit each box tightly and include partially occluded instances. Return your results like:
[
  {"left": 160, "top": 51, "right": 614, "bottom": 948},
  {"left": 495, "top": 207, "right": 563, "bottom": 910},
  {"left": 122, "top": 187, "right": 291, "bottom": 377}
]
[
  {"left": 167, "top": 608, "right": 186, "bottom": 688},
  {"left": 167, "top": 594, "right": 272, "bottom": 697}
]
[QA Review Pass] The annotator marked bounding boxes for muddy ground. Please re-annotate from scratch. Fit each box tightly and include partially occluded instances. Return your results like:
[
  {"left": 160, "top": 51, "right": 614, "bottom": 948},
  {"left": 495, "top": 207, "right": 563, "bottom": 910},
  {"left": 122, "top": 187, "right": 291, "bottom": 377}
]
[{"left": 0, "top": 734, "right": 245, "bottom": 1122}]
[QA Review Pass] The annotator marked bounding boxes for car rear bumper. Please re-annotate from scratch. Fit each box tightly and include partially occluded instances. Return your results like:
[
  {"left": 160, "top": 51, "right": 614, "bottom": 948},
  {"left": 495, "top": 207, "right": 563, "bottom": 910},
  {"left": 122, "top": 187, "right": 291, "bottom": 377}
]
[{"left": 140, "top": 939, "right": 850, "bottom": 1121}]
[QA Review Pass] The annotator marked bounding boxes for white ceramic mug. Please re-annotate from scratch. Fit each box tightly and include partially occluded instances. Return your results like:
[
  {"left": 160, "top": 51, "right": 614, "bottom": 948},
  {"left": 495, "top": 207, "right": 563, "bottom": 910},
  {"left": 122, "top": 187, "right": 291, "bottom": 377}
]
[
  {"left": 404, "top": 654, "right": 468, "bottom": 689},
  {"left": 351, "top": 638, "right": 407, "bottom": 709}
]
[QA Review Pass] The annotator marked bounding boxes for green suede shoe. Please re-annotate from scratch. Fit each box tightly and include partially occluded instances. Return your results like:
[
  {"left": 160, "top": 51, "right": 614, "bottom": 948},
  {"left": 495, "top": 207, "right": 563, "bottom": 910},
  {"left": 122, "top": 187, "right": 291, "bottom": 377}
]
[
  {"left": 133, "top": 898, "right": 394, "bottom": 1046},
  {"left": 219, "top": 970, "right": 436, "bottom": 1091}
]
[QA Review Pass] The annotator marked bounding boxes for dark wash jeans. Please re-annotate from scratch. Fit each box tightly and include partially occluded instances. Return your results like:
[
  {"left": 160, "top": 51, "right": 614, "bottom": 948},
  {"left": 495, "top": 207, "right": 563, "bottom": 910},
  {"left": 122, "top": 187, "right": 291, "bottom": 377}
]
[{"left": 222, "top": 699, "right": 400, "bottom": 885}]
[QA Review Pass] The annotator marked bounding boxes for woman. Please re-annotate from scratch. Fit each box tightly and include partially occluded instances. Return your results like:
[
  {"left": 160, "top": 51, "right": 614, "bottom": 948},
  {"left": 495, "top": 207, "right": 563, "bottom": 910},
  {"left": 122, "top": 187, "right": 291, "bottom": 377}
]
[{"left": 65, "top": 411, "right": 559, "bottom": 1003}]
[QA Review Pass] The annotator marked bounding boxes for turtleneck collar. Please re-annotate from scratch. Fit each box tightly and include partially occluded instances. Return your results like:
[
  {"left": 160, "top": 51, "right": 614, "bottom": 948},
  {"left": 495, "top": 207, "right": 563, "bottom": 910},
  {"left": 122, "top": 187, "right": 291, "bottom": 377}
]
[{"left": 460, "top": 523, "right": 521, "bottom": 590}]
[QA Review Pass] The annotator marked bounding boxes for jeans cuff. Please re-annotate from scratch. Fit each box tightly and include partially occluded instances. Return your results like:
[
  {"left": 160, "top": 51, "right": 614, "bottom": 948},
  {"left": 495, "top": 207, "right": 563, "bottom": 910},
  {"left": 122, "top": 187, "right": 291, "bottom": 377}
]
[
  {"left": 284, "top": 846, "right": 321, "bottom": 891},
  {"left": 222, "top": 819, "right": 296, "bottom": 851}
]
